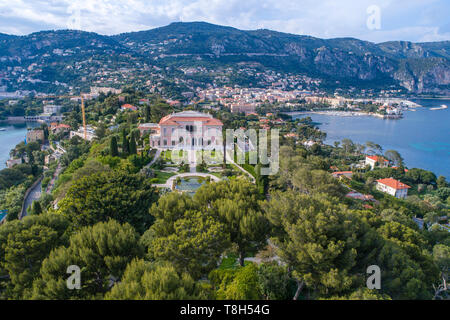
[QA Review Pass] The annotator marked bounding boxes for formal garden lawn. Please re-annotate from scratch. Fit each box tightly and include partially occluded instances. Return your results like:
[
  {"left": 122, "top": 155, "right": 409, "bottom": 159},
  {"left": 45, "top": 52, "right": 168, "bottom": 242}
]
[{"left": 152, "top": 170, "right": 177, "bottom": 184}]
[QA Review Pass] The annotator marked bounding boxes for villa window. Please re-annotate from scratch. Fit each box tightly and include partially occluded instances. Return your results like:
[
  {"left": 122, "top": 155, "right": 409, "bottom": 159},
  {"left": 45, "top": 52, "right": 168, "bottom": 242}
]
[{"left": 163, "top": 140, "right": 167, "bottom": 146}]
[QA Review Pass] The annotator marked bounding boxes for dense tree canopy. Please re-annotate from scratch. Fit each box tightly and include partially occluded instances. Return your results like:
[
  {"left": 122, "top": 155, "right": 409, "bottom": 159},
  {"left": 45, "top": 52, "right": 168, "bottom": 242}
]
[
  {"left": 263, "top": 191, "right": 382, "bottom": 299},
  {"left": 106, "top": 259, "right": 208, "bottom": 300},
  {"left": 0, "top": 214, "right": 70, "bottom": 299},
  {"left": 194, "top": 179, "right": 270, "bottom": 266},
  {"left": 57, "top": 171, "right": 158, "bottom": 233},
  {"left": 32, "top": 220, "right": 143, "bottom": 300}
]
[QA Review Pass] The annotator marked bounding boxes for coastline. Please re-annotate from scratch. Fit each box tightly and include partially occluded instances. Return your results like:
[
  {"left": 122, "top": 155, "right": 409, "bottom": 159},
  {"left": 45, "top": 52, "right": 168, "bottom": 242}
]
[
  {"left": 285, "top": 98, "right": 421, "bottom": 119},
  {"left": 285, "top": 110, "right": 400, "bottom": 119},
  {"left": 288, "top": 101, "right": 450, "bottom": 180},
  {"left": 0, "top": 122, "right": 39, "bottom": 170}
]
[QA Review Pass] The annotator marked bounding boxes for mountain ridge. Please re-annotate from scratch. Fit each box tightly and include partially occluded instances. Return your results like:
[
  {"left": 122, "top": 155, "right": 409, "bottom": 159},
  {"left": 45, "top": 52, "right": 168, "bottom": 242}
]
[{"left": 0, "top": 22, "right": 449, "bottom": 95}]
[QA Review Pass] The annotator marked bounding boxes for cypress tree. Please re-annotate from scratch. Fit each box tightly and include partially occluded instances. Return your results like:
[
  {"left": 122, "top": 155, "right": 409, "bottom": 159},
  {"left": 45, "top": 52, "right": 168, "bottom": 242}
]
[
  {"left": 30, "top": 201, "right": 42, "bottom": 215},
  {"left": 145, "top": 105, "right": 151, "bottom": 122},
  {"left": 129, "top": 134, "right": 137, "bottom": 155},
  {"left": 122, "top": 130, "right": 129, "bottom": 156},
  {"left": 110, "top": 136, "right": 119, "bottom": 157}
]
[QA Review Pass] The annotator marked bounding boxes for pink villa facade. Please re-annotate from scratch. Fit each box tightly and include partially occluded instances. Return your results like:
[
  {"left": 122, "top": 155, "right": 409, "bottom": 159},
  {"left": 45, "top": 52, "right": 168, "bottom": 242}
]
[{"left": 145, "top": 111, "right": 223, "bottom": 149}]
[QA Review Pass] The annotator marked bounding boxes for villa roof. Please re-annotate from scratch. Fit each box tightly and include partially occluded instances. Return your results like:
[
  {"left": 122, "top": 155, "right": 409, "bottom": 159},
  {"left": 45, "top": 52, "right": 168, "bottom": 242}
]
[
  {"left": 366, "top": 155, "right": 388, "bottom": 162},
  {"left": 376, "top": 178, "right": 411, "bottom": 190},
  {"left": 159, "top": 111, "right": 223, "bottom": 126},
  {"left": 121, "top": 104, "right": 137, "bottom": 111}
]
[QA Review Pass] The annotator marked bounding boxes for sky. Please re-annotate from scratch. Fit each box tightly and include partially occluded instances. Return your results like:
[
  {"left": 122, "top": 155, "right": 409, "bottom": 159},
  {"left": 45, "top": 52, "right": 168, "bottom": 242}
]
[{"left": 0, "top": 0, "right": 449, "bottom": 43}]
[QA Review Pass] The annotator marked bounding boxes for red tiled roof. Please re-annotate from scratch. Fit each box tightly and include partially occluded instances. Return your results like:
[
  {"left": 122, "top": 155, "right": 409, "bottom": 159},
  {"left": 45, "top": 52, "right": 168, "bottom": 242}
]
[
  {"left": 376, "top": 178, "right": 411, "bottom": 190},
  {"left": 205, "top": 118, "right": 223, "bottom": 126},
  {"left": 284, "top": 133, "right": 298, "bottom": 138},
  {"left": 121, "top": 104, "right": 137, "bottom": 111},
  {"left": 366, "top": 155, "right": 388, "bottom": 162},
  {"left": 159, "top": 116, "right": 223, "bottom": 126}
]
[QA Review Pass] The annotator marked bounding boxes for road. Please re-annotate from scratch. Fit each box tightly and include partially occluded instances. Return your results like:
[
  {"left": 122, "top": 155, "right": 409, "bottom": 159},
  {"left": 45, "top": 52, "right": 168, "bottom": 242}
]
[
  {"left": 45, "top": 163, "right": 62, "bottom": 193},
  {"left": 21, "top": 142, "right": 65, "bottom": 218},
  {"left": 21, "top": 178, "right": 42, "bottom": 218}
]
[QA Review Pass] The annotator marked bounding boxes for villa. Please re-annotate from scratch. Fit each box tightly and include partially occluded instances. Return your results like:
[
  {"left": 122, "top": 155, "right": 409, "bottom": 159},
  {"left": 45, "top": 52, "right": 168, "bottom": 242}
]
[
  {"left": 26, "top": 129, "right": 45, "bottom": 143},
  {"left": 50, "top": 123, "right": 71, "bottom": 134},
  {"left": 147, "top": 111, "right": 223, "bottom": 149},
  {"left": 120, "top": 104, "right": 138, "bottom": 111},
  {"left": 376, "top": 178, "right": 411, "bottom": 199},
  {"left": 365, "top": 155, "right": 389, "bottom": 169}
]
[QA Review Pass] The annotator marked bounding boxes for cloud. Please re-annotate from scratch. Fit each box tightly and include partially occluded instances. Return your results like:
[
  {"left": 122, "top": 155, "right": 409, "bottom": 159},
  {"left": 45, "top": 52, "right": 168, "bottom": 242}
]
[{"left": 0, "top": 0, "right": 448, "bottom": 42}]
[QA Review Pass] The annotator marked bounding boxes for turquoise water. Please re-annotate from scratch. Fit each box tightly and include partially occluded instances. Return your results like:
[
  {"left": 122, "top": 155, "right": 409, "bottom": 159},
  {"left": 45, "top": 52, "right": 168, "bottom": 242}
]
[
  {"left": 0, "top": 210, "right": 7, "bottom": 222},
  {"left": 175, "top": 177, "right": 206, "bottom": 196},
  {"left": 0, "top": 122, "right": 40, "bottom": 169},
  {"left": 291, "top": 99, "right": 450, "bottom": 180}
]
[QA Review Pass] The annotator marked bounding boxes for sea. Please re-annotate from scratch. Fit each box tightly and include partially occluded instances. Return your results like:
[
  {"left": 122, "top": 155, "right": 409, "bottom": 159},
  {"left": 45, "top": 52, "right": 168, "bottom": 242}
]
[
  {"left": 0, "top": 122, "right": 40, "bottom": 170},
  {"left": 290, "top": 98, "right": 450, "bottom": 180}
]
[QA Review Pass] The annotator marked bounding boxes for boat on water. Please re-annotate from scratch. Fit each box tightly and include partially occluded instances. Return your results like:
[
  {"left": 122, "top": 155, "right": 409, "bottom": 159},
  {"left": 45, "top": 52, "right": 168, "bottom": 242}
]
[
  {"left": 0, "top": 128, "right": 6, "bottom": 131},
  {"left": 430, "top": 104, "right": 448, "bottom": 110}
]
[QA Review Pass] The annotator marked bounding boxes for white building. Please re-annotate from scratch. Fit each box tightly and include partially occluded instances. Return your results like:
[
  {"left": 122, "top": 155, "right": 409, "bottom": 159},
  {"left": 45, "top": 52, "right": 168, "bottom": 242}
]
[
  {"left": 365, "top": 155, "right": 389, "bottom": 169},
  {"left": 70, "top": 125, "right": 96, "bottom": 141},
  {"left": 376, "top": 178, "right": 411, "bottom": 199},
  {"left": 90, "top": 87, "right": 122, "bottom": 96},
  {"left": 6, "top": 158, "right": 22, "bottom": 168},
  {"left": 149, "top": 111, "right": 223, "bottom": 149},
  {"left": 43, "top": 105, "right": 63, "bottom": 114}
]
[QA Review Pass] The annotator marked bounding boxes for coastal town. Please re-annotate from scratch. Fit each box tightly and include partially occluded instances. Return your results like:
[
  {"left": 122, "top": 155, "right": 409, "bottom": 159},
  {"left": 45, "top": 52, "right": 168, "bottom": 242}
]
[
  {"left": 0, "top": 5, "right": 449, "bottom": 304},
  {"left": 1, "top": 88, "right": 448, "bottom": 238}
]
